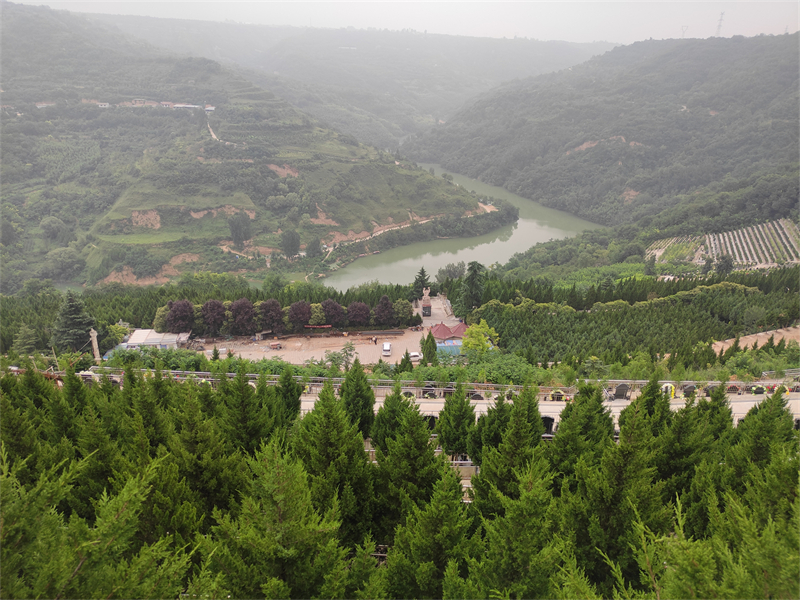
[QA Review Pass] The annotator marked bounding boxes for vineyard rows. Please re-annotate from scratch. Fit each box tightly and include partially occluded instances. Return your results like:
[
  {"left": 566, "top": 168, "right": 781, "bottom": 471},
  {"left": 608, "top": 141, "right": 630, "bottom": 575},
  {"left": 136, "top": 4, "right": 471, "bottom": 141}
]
[{"left": 646, "top": 219, "right": 800, "bottom": 268}]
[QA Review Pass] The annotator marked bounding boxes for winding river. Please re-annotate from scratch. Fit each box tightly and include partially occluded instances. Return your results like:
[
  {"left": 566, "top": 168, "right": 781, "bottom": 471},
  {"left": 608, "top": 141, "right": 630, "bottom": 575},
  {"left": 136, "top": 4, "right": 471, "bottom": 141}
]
[{"left": 321, "top": 164, "right": 604, "bottom": 290}]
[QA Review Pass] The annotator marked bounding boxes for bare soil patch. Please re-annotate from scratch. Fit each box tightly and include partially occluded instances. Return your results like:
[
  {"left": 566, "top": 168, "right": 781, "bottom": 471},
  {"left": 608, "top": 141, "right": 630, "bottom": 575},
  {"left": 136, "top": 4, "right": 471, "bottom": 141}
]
[
  {"left": 328, "top": 229, "right": 373, "bottom": 244},
  {"left": 190, "top": 206, "right": 255, "bottom": 219},
  {"left": 131, "top": 210, "right": 161, "bottom": 229},
  {"left": 566, "top": 136, "right": 642, "bottom": 156},
  {"left": 169, "top": 253, "right": 200, "bottom": 265},
  {"left": 310, "top": 205, "right": 339, "bottom": 226},
  {"left": 622, "top": 189, "right": 640, "bottom": 204},
  {"left": 100, "top": 264, "right": 179, "bottom": 286},
  {"left": 267, "top": 163, "right": 299, "bottom": 178},
  {"left": 712, "top": 326, "right": 800, "bottom": 354},
  {"left": 567, "top": 140, "right": 600, "bottom": 155}
]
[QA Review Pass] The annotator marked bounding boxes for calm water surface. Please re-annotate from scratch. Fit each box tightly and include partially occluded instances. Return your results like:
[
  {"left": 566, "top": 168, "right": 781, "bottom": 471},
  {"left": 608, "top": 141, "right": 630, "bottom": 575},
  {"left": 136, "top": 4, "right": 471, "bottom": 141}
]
[{"left": 322, "top": 164, "right": 604, "bottom": 290}]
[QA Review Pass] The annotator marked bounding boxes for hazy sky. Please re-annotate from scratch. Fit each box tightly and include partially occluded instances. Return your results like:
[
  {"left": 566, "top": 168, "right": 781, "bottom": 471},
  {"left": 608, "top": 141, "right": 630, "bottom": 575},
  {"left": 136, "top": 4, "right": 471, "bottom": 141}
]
[{"left": 15, "top": 1, "right": 799, "bottom": 44}]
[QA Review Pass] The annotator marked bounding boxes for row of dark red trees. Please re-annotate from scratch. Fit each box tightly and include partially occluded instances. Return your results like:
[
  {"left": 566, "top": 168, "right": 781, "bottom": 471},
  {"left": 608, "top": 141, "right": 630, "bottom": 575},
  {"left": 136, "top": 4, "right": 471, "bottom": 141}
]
[{"left": 161, "top": 294, "right": 420, "bottom": 337}]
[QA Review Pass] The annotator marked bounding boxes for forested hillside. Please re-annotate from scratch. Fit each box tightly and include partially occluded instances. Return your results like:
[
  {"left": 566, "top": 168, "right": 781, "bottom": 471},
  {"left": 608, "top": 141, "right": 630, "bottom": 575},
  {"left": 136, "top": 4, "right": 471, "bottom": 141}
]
[
  {"left": 1, "top": 3, "right": 512, "bottom": 293},
  {"left": 85, "top": 13, "right": 613, "bottom": 149},
  {"left": 404, "top": 34, "right": 799, "bottom": 227}
]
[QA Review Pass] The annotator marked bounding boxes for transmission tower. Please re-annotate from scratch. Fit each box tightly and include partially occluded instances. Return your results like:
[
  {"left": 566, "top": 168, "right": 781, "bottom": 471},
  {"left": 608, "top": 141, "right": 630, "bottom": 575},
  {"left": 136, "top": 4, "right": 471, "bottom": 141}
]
[
  {"left": 681, "top": 25, "right": 689, "bottom": 39},
  {"left": 716, "top": 12, "right": 724, "bottom": 37}
]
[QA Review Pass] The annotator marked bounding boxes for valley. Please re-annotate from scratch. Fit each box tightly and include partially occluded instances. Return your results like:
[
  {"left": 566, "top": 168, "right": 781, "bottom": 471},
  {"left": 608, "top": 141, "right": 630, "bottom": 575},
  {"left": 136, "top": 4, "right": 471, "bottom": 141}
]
[{"left": 1, "top": 3, "right": 799, "bottom": 598}]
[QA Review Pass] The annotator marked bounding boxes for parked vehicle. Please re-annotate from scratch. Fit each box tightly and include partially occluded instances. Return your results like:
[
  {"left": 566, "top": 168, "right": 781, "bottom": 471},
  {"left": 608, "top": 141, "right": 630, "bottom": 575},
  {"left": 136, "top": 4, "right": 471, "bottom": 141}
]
[
  {"left": 409, "top": 352, "right": 422, "bottom": 362},
  {"left": 382, "top": 342, "right": 392, "bottom": 357}
]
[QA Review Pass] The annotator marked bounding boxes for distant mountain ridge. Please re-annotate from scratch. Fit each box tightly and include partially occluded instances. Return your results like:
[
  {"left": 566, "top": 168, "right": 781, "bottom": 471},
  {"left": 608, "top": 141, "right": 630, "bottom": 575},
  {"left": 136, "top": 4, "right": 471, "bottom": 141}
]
[
  {"left": 403, "top": 34, "right": 800, "bottom": 227},
  {"left": 83, "top": 12, "right": 615, "bottom": 148}
]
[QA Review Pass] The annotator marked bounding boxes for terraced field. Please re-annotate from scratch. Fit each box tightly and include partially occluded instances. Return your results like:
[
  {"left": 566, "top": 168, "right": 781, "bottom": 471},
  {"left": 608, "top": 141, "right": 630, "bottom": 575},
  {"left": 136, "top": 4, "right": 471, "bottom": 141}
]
[{"left": 646, "top": 219, "right": 800, "bottom": 268}]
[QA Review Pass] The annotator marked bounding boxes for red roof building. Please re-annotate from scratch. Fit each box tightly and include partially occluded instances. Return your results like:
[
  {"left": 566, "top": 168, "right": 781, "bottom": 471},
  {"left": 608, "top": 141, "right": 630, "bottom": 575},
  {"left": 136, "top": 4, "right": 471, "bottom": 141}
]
[{"left": 430, "top": 322, "right": 468, "bottom": 341}]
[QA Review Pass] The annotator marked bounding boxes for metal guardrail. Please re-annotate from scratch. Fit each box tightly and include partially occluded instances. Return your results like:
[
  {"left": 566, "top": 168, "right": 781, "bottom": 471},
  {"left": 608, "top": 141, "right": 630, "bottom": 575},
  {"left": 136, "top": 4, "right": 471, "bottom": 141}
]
[{"left": 762, "top": 368, "right": 800, "bottom": 379}]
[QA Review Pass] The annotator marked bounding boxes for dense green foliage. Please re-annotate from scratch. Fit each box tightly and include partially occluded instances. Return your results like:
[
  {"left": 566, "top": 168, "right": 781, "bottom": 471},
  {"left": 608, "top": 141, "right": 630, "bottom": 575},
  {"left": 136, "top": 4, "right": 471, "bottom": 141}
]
[
  {"left": 1, "top": 364, "right": 796, "bottom": 598},
  {"left": 472, "top": 280, "right": 798, "bottom": 364}
]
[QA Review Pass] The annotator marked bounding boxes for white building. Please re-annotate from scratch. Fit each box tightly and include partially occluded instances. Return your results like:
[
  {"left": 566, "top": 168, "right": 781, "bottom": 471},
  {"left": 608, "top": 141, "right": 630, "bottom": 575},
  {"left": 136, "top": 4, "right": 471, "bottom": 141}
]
[{"left": 126, "top": 329, "right": 190, "bottom": 350}]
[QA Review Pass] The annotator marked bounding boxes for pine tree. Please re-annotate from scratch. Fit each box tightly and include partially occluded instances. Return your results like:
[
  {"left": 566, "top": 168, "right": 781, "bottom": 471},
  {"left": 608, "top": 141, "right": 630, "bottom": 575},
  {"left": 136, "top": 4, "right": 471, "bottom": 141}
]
[
  {"left": 375, "top": 406, "right": 447, "bottom": 543},
  {"left": 454, "top": 261, "right": 485, "bottom": 319},
  {"left": 470, "top": 396, "right": 537, "bottom": 519},
  {"left": 11, "top": 323, "right": 38, "bottom": 356},
  {"left": 619, "top": 373, "right": 671, "bottom": 437},
  {"left": 61, "top": 366, "right": 88, "bottom": 415},
  {"left": 0, "top": 392, "right": 38, "bottom": 486},
  {"left": 51, "top": 291, "right": 95, "bottom": 352},
  {"left": 555, "top": 399, "right": 670, "bottom": 596},
  {"left": 41, "top": 382, "right": 78, "bottom": 445},
  {"left": 170, "top": 393, "right": 249, "bottom": 520},
  {"left": 545, "top": 383, "right": 614, "bottom": 496},
  {"left": 291, "top": 381, "right": 374, "bottom": 548},
  {"left": 467, "top": 393, "right": 512, "bottom": 466},
  {"left": 410, "top": 266, "right": 431, "bottom": 301},
  {"left": 385, "top": 468, "right": 476, "bottom": 600},
  {"left": 1, "top": 453, "right": 191, "bottom": 599},
  {"left": 436, "top": 382, "right": 475, "bottom": 460},
  {"left": 608, "top": 492, "right": 800, "bottom": 600},
  {"left": 340, "top": 358, "right": 375, "bottom": 438},
  {"left": 221, "top": 364, "right": 271, "bottom": 455},
  {"left": 462, "top": 456, "right": 558, "bottom": 599},
  {"left": 655, "top": 385, "right": 732, "bottom": 506},
  {"left": 422, "top": 330, "right": 438, "bottom": 366},
  {"left": 396, "top": 350, "right": 414, "bottom": 373},
  {"left": 516, "top": 384, "right": 545, "bottom": 445},
  {"left": 66, "top": 403, "right": 129, "bottom": 522},
  {"left": 134, "top": 449, "right": 201, "bottom": 550},
  {"left": 198, "top": 440, "right": 347, "bottom": 599},
  {"left": 371, "top": 380, "right": 412, "bottom": 456},
  {"left": 255, "top": 371, "right": 284, "bottom": 434},
  {"left": 127, "top": 374, "right": 172, "bottom": 457},
  {"left": 277, "top": 365, "right": 303, "bottom": 423}
]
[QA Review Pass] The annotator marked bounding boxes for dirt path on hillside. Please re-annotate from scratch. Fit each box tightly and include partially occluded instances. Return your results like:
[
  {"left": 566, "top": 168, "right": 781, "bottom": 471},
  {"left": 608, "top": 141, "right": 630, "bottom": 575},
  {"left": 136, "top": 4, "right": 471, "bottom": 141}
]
[{"left": 712, "top": 326, "right": 800, "bottom": 353}]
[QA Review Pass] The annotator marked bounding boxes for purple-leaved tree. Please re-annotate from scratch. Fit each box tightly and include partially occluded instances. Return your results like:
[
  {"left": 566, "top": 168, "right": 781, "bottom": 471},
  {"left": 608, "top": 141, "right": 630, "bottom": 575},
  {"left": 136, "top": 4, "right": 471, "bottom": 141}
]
[
  {"left": 288, "top": 300, "right": 312, "bottom": 332},
  {"left": 374, "top": 295, "right": 395, "bottom": 327},
  {"left": 201, "top": 299, "right": 226, "bottom": 336},
  {"left": 346, "top": 301, "right": 370, "bottom": 327},
  {"left": 166, "top": 299, "right": 194, "bottom": 333},
  {"left": 321, "top": 298, "right": 346, "bottom": 327},
  {"left": 230, "top": 298, "right": 256, "bottom": 336},
  {"left": 259, "top": 299, "right": 284, "bottom": 335}
]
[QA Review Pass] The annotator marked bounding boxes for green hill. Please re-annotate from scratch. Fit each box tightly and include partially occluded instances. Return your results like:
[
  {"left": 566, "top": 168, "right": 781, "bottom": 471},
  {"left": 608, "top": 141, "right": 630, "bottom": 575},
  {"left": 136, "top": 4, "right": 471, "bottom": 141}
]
[
  {"left": 1, "top": 3, "right": 512, "bottom": 292},
  {"left": 404, "top": 35, "right": 799, "bottom": 227}
]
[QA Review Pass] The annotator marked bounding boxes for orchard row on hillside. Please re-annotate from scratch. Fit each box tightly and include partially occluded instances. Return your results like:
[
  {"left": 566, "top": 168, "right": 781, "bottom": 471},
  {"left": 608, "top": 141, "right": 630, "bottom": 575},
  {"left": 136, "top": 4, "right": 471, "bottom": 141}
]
[{"left": 646, "top": 218, "right": 800, "bottom": 267}]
